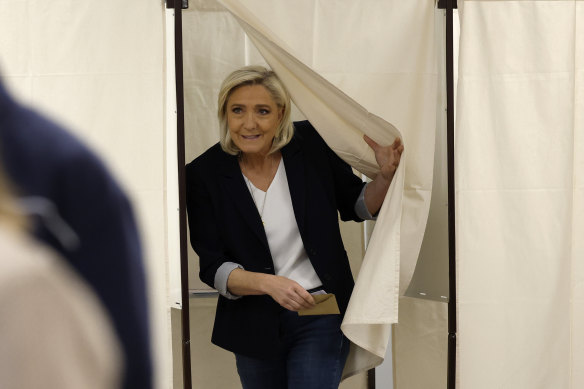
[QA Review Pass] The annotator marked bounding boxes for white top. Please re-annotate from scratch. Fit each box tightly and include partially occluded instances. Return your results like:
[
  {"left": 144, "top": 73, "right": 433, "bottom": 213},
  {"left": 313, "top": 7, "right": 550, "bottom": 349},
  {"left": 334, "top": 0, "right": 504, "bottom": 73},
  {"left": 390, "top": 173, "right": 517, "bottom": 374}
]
[
  {"left": 214, "top": 160, "right": 375, "bottom": 300},
  {"left": 244, "top": 159, "right": 322, "bottom": 290}
]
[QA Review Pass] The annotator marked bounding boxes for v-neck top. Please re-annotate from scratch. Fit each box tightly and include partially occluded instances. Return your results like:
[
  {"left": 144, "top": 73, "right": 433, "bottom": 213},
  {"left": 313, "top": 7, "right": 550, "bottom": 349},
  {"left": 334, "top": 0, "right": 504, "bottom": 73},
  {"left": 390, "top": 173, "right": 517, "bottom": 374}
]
[{"left": 243, "top": 159, "right": 322, "bottom": 290}]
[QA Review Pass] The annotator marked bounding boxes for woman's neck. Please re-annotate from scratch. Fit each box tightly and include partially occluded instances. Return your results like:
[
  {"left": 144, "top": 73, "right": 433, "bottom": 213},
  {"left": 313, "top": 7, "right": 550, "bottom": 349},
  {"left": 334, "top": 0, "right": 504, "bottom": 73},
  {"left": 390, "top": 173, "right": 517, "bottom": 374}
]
[
  {"left": 240, "top": 152, "right": 280, "bottom": 172},
  {"left": 239, "top": 151, "right": 282, "bottom": 192}
]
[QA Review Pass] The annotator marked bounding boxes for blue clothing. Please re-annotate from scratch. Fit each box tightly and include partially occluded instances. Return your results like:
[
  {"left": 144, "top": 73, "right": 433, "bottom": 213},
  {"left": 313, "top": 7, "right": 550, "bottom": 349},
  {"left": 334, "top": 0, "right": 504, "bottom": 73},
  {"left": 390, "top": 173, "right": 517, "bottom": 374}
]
[
  {"left": 0, "top": 82, "right": 152, "bottom": 389},
  {"left": 235, "top": 311, "right": 350, "bottom": 389}
]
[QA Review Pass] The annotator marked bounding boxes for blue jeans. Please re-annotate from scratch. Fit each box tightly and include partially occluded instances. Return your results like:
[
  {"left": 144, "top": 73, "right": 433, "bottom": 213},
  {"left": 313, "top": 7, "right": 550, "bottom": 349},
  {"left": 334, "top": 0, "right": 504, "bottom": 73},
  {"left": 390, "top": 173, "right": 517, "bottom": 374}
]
[{"left": 235, "top": 310, "right": 350, "bottom": 389}]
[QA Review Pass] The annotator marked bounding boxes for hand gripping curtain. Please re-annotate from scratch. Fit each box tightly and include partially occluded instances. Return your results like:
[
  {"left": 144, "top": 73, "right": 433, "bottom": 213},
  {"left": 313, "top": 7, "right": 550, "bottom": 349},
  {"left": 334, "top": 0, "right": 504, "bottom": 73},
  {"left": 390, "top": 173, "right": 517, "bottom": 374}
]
[{"left": 219, "top": 0, "right": 437, "bottom": 378}]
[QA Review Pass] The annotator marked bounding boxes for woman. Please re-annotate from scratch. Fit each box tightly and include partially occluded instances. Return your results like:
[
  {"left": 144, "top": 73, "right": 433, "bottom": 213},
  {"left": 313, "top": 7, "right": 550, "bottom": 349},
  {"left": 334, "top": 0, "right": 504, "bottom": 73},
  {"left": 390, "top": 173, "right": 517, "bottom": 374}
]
[{"left": 186, "top": 66, "right": 403, "bottom": 389}]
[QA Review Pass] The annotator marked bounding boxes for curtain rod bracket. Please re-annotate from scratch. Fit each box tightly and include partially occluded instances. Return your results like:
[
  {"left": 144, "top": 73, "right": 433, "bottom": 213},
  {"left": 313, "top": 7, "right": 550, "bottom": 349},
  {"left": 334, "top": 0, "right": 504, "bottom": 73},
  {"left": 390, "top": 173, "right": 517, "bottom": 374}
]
[
  {"left": 437, "top": 0, "right": 457, "bottom": 9},
  {"left": 166, "top": 0, "right": 188, "bottom": 9}
]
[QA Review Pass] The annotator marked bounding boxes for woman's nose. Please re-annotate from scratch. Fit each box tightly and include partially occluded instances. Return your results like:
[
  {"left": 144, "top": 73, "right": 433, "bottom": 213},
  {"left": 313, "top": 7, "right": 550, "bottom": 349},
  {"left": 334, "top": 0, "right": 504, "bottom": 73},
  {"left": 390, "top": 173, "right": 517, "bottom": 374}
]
[{"left": 243, "top": 112, "right": 256, "bottom": 129}]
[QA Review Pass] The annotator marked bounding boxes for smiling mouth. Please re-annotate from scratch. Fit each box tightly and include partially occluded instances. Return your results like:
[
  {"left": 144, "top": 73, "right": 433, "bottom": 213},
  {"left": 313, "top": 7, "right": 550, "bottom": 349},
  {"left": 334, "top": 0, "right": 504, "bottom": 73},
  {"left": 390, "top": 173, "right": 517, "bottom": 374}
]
[{"left": 242, "top": 135, "right": 261, "bottom": 140}]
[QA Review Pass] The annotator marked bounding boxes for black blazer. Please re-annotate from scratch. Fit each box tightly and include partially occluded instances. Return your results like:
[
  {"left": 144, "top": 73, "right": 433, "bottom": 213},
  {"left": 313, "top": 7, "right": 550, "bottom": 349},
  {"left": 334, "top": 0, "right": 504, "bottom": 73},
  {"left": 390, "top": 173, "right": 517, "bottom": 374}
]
[{"left": 186, "top": 120, "right": 365, "bottom": 358}]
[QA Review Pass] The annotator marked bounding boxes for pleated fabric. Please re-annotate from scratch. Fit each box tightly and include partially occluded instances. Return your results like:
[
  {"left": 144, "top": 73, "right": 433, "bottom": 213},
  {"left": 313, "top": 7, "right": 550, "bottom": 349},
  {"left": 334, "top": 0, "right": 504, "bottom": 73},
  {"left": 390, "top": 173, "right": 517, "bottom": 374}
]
[{"left": 218, "top": 0, "right": 438, "bottom": 378}]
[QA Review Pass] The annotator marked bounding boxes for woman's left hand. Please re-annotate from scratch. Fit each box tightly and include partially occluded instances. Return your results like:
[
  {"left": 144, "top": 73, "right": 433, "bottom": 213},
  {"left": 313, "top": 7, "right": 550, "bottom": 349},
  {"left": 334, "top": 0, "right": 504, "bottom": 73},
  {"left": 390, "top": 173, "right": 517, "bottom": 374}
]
[{"left": 364, "top": 135, "right": 404, "bottom": 181}]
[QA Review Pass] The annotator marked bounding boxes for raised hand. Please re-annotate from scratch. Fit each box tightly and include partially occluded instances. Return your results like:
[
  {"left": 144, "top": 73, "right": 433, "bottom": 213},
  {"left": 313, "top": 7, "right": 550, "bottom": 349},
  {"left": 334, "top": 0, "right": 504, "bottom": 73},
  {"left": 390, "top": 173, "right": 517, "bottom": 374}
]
[
  {"left": 363, "top": 135, "right": 404, "bottom": 182},
  {"left": 361, "top": 135, "right": 405, "bottom": 215}
]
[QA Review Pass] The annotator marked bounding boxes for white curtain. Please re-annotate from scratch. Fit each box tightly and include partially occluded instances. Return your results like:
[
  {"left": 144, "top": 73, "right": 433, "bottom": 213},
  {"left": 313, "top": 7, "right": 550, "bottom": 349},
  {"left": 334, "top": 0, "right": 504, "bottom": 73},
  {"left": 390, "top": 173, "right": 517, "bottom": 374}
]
[
  {"left": 456, "top": 1, "right": 583, "bottom": 387},
  {"left": 215, "top": 0, "right": 438, "bottom": 378}
]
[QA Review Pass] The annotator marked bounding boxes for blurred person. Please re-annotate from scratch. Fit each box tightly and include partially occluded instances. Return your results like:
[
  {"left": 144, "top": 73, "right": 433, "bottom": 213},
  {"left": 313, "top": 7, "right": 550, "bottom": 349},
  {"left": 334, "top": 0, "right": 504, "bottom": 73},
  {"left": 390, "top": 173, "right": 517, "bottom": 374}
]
[
  {"left": 0, "top": 163, "right": 122, "bottom": 389},
  {"left": 0, "top": 79, "right": 152, "bottom": 389},
  {"left": 186, "top": 66, "right": 403, "bottom": 388}
]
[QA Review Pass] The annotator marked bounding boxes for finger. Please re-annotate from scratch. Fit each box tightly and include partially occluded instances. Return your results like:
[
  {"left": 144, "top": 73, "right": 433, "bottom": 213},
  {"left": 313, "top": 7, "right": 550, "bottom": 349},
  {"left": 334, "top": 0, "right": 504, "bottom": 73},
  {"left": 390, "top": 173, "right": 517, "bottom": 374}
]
[
  {"left": 298, "top": 289, "right": 316, "bottom": 307},
  {"left": 391, "top": 137, "right": 402, "bottom": 149},
  {"left": 287, "top": 300, "right": 302, "bottom": 311},
  {"left": 284, "top": 288, "right": 313, "bottom": 310},
  {"left": 286, "top": 296, "right": 310, "bottom": 312},
  {"left": 363, "top": 134, "right": 380, "bottom": 151},
  {"left": 288, "top": 290, "right": 314, "bottom": 310},
  {"left": 279, "top": 293, "right": 300, "bottom": 310}
]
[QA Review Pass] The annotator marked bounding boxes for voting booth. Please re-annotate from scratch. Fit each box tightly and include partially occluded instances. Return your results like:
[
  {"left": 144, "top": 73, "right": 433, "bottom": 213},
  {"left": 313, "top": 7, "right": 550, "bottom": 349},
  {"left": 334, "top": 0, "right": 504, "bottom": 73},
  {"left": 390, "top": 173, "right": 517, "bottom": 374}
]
[{"left": 1, "top": 0, "right": 581, "bottom": 388}]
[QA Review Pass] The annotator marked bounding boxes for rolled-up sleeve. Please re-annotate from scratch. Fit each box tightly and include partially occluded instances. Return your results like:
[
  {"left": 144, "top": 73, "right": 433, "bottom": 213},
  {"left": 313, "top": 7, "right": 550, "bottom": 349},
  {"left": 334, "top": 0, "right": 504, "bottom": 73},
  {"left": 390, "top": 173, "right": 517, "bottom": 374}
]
[
  {"left": 214, "top": 262, "right": 244, "bottom": 300},
  {"left": 354, "top": 183, "right": 377, "bottom": 221}
]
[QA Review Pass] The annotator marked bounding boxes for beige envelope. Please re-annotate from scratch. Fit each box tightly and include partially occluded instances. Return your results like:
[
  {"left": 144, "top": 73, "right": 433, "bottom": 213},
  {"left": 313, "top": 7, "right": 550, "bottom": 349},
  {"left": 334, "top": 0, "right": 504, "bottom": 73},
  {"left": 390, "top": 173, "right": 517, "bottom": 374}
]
[{"left": 298, "top": 294, "right": 340, "bottom": 316}]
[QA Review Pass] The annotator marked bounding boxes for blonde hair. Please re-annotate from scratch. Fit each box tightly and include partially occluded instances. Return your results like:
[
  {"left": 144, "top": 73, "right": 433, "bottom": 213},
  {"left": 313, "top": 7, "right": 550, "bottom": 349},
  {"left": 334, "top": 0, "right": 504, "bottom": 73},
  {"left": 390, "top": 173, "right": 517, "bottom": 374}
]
[
  {"left": 0, "top": 165, "right": 26, "bottom": 231},
  {"left": 217, "top": 66, "right": 294, "bottom": 155}
]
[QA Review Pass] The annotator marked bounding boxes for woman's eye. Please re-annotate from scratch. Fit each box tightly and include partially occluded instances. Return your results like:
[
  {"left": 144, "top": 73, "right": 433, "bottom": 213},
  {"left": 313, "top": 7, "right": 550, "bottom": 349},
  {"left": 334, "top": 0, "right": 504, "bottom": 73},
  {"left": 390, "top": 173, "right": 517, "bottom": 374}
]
[
  {"left": 258, "top": 109, "right": 270, "bottom": 115},
  {"left": 231, "top": 107, "right": 242, "bottom": 114}
]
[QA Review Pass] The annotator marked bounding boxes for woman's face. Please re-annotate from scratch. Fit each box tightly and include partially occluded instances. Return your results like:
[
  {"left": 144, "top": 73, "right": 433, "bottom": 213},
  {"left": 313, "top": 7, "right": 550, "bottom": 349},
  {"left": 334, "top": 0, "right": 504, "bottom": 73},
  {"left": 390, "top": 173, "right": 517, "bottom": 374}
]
[{"left": 226, "top": 84, "right": 283, "bottom": 157}]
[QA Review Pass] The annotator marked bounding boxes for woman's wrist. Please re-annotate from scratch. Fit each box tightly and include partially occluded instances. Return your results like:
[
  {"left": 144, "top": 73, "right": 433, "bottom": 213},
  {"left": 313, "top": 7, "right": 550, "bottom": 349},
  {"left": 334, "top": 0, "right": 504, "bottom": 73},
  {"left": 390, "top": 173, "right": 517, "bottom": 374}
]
[
  {"left": 364, "top": 172, "right": 392, "bottom": 215},
  {"left": 257, "top": 273, "right": 276, "bottom": 296},
  {"left": 226, "top": 269, "right": 270, "bottom": 296},
  {"left": 378, "top": 171, "right": 393, "bottom": 186}
]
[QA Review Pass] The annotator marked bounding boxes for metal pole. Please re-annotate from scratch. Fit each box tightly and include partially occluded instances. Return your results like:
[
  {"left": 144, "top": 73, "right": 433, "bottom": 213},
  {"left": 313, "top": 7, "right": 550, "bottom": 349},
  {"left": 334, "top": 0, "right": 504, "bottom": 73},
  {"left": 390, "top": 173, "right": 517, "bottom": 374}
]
[
  {"left": 173, "top": 2, "right": 193, "bottom": 388},
  {"left": 445, "top": 1, "right": 457, "bottom": 388}
]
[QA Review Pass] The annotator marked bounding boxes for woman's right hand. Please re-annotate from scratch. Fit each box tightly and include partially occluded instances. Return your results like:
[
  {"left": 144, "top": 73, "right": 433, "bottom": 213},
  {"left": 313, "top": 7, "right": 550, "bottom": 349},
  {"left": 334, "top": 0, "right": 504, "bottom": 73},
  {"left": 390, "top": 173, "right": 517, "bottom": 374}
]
[
  {"left": 264, "top": 275, "right": 316, "bottom": 311},
  {"left": 226, "top": 269, "right": 316, "bottom": 311}
]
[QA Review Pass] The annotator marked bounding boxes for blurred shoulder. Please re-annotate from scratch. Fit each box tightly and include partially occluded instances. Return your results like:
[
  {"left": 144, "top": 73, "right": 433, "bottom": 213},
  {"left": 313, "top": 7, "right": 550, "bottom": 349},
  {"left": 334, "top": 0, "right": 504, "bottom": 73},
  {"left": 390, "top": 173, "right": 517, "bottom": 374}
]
[
  {"left": 0, "top": 97, "right": 128, "bottom": 204},
  {"left": 1, "top": 101, "right": 97, "bottom": 167}
]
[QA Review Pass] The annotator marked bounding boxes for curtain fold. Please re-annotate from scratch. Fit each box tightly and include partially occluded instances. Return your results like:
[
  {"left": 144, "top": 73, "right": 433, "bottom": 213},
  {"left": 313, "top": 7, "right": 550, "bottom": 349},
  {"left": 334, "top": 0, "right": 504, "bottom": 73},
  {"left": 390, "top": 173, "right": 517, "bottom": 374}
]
[{"left": 219, "top": 0, "right": 437, "bottom": 378}]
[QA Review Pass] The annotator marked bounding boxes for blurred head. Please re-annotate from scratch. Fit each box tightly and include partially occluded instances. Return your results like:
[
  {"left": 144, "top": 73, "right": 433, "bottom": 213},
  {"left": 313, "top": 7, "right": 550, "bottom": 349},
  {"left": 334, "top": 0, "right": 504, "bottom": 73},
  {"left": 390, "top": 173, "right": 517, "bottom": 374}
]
[{"left": 217, "top": 66, "right": 294, "bottom": 156}]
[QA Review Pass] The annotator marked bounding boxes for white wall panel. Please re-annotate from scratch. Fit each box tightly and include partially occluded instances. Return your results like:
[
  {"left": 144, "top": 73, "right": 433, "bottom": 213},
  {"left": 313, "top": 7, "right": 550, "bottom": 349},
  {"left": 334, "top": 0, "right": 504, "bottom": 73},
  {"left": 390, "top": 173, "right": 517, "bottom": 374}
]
[
  {"left": 571, "top": 1, "right": 584, "bottom": 387},
  {"left": 457, "top": 1, "right": 583, "bottom": 387}
]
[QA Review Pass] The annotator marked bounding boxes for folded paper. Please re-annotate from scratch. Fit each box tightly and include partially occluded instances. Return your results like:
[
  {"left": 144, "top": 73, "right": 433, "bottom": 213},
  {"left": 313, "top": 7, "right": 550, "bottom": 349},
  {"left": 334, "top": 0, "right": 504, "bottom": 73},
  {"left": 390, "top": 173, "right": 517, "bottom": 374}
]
[{"left": 298, "top": 294, "right": 340, "bottom": 316}]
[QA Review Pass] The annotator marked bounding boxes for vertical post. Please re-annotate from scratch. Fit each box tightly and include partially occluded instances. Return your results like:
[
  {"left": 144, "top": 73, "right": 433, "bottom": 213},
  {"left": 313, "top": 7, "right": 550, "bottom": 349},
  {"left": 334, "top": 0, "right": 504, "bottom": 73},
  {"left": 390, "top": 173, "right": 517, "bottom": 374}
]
[
  {"left": 445, "top": 0, "right": 457, "bottom": 388},
  {"left": 367, "top": 367, "right": 376, "bottom": 389},
  {"left": 173, "top": 2, "right": 193, "bottom": 388}
]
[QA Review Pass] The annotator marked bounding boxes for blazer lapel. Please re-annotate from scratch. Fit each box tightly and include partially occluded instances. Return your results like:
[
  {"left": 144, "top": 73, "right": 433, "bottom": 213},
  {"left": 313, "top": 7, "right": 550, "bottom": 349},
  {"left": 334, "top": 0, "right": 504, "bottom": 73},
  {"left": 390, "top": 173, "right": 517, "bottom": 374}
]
[
  {"left": 218, "top": 154, "right": 270, "bottom": 251},
  {"left": 282, "top": 137, "right": 306, "bottom": 233}
]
